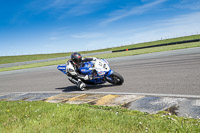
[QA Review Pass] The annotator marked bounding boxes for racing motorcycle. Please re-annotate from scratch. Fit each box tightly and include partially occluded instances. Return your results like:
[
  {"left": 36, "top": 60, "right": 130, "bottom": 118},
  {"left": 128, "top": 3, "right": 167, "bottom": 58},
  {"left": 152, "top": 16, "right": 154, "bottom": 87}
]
[{"left": 57, "top": 58, "right": 124, "bottom": 90}]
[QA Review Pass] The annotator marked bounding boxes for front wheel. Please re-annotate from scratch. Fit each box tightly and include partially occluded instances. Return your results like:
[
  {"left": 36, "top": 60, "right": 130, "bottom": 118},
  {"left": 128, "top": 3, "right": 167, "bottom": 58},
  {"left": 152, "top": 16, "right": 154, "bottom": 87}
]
[{"left": 106, "top": 71, "right": 124, "bottom": 85}]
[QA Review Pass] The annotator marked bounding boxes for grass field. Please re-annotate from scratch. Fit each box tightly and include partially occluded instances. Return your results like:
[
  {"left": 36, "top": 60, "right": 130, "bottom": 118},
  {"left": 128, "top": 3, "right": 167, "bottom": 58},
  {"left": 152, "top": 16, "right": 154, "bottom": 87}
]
[
  {"left": 94, "top": 41, "right": 200, "bottom": 59},
  {"left": 0, "top": 101, "right": 199, "bottom": 133},
  {"left": 0, "top": 41, "right": 200, "bottom": 72},
  {"left": 0, "top": 34, "right": 200, "bottom": 65},
  {"left": 111, "top": 34, "right": 200, "bottom": 51}
]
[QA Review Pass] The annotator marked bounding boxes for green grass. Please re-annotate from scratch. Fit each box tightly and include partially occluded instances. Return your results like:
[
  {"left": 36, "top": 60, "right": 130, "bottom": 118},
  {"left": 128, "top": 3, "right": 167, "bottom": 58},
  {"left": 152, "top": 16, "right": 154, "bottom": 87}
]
[
  {"left": 110, "top": 34, "right": 200, "bottom": 51},
  {"left": 0, "top": 53, "right": 71, "bottom": 65},
  {"left": 0, "top": 59, "right": 67, "bottom": 72},
  {"left": 1, "top": 41, "right": 200, "bottom": 72},
  {"left": 0, "top": 101, "right": 199, "bottom": 133},
  {"left": 1, "top": 34, "right": 200, "bottom": 65},
  {"left": 93, "top": 41, "right": 200, "bottom": 59}
]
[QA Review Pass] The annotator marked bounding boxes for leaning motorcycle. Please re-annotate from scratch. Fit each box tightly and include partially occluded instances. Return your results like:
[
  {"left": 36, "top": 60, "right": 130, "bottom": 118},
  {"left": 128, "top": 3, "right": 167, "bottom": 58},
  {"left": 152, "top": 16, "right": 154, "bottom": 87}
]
[{"left": 57, "top": 58, "right": 124, "bottom": 90}]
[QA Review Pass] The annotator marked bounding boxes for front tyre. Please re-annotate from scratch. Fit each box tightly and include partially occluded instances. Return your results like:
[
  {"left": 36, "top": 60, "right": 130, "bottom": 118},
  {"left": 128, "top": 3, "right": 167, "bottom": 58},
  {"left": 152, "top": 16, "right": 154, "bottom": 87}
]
[{"left": 106, "top": 71, "right": 124, "bottom": 85}]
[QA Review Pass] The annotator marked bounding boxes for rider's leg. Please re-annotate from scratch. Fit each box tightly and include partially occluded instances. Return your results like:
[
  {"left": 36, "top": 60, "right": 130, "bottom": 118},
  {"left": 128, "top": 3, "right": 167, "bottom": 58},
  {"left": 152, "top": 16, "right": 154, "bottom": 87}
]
[
  {"left": 77, "top": 79, "right": 86, "bottom": 91},
  {"left": 68, "top": 77, "right": 86, "bottom": 91}
]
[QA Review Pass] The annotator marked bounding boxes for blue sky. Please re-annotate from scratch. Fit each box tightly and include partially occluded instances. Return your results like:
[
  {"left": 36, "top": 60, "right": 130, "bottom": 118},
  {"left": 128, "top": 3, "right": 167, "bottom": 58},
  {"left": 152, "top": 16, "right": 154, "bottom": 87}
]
[{"left": 0, "top": 0, "right": 200, "bottom": 56}]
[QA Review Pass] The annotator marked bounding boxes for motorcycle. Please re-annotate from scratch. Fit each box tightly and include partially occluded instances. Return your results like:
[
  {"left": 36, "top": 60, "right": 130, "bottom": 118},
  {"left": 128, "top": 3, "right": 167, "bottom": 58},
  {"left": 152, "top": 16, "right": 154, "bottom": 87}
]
[{"left": 57, "top": 58, "right": 124, "bottom": 90}]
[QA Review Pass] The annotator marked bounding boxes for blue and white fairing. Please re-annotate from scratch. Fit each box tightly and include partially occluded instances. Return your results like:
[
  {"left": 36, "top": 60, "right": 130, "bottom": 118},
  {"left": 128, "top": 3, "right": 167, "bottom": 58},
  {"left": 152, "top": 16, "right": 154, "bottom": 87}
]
[
  {"left": 57, "top": 64, "right": 67, "bottom": 74},
  {"left": 79, "top": 58, "right": 113, "bottom": 84}
]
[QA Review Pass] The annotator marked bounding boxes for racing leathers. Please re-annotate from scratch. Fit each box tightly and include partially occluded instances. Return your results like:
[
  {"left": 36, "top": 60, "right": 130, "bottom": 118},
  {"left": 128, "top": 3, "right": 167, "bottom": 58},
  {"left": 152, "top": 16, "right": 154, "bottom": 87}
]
[{"left": 66, "top": 57, "right": 96, "bottom": 90}]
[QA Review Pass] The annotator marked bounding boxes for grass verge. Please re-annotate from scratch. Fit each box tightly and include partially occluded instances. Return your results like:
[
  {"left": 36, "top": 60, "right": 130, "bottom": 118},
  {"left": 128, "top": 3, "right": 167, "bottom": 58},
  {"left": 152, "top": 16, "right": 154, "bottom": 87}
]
[
  {"left": 94, "top": 41, "right": 200, "bottom": 59},
  {"left": 1, "top": 42, "right": 200, "bottom": 72},
  {"left": 0, "top": 59, "right": 67, "bottom": 72},
  {"left": 1, "top": 34, "right": 200, "bottom": 65},
  {"left": 0, "top": 53, "right": 71, "bottom": 65},
  {"left": 0, "top": 101, "right": 199, "bottom": 133}
]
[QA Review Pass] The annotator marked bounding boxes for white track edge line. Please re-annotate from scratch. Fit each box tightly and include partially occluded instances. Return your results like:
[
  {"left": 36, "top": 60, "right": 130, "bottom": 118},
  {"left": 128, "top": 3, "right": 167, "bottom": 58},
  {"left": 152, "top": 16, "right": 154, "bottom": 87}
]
[{"left": 1, "top": 91, "right": 200, "bottom": 99}]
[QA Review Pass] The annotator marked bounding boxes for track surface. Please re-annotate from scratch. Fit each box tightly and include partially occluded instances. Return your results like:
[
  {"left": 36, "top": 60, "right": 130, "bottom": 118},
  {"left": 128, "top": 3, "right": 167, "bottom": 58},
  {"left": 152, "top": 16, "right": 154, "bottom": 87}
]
[{"left": 0, "top": 48, "right": 200, "bottom": 96}]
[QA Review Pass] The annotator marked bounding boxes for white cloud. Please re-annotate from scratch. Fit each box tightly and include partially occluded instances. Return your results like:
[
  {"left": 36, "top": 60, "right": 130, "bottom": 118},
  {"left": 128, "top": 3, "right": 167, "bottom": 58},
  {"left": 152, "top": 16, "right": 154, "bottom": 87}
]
[
  {"left": 174, "top": 0, "right": 200, "bottom": 10},
  {"left": 28, "top": 0, "right": 79, "bottom": 11},
  {"left": 27, "top": 0, "right": 108, "bottom": 17},
  {"left": 49, "top": 37, "right": 59, "bottom": 40},
  {"left": 141, "top": 0, "right": 155, "bottom": 3},
  {"left": 71, "top": 32, "right": 104, "bottom": 39},
  {"left": 100, "top": 0, "right": 167, "bottom": 26},
  {"left": 159, "top": 12, "right": 200, "bottom": 27},
  {"left": 122, "top": 12, "right": 200, "bottom": 43},
  {"left": 87, "top": 11, "right": 200, "bottom": 49}
]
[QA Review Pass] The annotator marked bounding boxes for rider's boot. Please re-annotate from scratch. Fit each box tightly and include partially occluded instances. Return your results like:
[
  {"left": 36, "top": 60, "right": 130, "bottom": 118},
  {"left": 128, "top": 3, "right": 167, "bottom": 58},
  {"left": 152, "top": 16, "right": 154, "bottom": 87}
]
[{"left": 77, "top": 79, "right": 86, "bottom": 91}]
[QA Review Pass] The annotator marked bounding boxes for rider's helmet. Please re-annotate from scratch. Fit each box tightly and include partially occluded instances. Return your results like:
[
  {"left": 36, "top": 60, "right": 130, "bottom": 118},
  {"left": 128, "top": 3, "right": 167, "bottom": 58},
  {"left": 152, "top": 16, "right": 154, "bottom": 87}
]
[{"left": 71, "top": 52, "right": 82, "bottom": 65}]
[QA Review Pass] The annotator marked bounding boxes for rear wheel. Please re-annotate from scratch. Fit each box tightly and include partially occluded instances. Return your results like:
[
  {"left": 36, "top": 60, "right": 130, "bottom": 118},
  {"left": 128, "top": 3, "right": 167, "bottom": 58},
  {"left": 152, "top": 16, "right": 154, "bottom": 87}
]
[{"left": 106, "top": 71, "right": 124, "bottom": 85}]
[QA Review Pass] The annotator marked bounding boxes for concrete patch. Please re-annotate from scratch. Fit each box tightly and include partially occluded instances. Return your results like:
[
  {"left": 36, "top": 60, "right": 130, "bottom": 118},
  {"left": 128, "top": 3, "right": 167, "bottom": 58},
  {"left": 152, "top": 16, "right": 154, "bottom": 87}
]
[
  {"left": 113, "top": 95, "right": 144, "bottom": 106},
  {"left": 7, "top": 93, "right": 35, "bottom": 101},
  {"left": 127, "top": 97, "right": 185, "bottom": 114},
  {"left": 0, "top": 93, "right": 23, "bottom": 100},
  {"left": 4, "top": 93, "right": 59, "bottom": 101},
  {"left": 176, "top": 99, "right": 200, "bottom": 118}
]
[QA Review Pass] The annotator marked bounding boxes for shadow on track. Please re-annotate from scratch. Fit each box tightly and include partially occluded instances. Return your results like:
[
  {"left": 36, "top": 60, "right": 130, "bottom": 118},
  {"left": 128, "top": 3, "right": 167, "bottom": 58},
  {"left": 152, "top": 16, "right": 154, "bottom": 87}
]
[{"left": 55, "top": 84, "right": 114, "bottom": 92}]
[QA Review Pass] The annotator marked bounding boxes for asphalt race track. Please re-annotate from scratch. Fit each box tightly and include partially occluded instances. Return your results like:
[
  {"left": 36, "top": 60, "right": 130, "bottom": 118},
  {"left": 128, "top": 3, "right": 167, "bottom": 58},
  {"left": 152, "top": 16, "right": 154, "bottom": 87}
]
[{"left": 0, "top": 47, "right": 200, "bottom": 96}]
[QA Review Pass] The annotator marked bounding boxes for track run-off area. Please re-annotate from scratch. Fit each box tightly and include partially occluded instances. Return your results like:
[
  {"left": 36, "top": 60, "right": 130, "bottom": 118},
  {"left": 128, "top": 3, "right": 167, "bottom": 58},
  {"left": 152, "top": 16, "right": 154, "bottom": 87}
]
[{"left": 0, "top": 47, "right": 200, "bottom": 97}]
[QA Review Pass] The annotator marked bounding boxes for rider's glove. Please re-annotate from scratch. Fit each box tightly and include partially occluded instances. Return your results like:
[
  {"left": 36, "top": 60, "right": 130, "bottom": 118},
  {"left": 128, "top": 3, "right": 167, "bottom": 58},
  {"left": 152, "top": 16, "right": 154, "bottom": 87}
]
[
  {"left": 92, "top": 57, "right": 97, "bottom": 61},
  {"left": 83, "top": 75, "right": 89, "bottom": 80}
]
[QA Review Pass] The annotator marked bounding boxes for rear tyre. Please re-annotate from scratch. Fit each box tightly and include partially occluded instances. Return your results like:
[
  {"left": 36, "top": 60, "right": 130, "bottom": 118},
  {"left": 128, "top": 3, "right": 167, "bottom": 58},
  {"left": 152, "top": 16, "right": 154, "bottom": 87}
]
[{"left": 106, "top": 71, "right": 124, "bottom": 85}]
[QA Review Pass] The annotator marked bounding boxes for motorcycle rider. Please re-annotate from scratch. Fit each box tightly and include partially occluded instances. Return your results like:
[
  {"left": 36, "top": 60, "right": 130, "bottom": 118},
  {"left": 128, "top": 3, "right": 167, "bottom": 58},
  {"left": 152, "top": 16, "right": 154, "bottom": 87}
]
[{"left": 66, "top": 52, "right": 96, "bottom": 90}]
